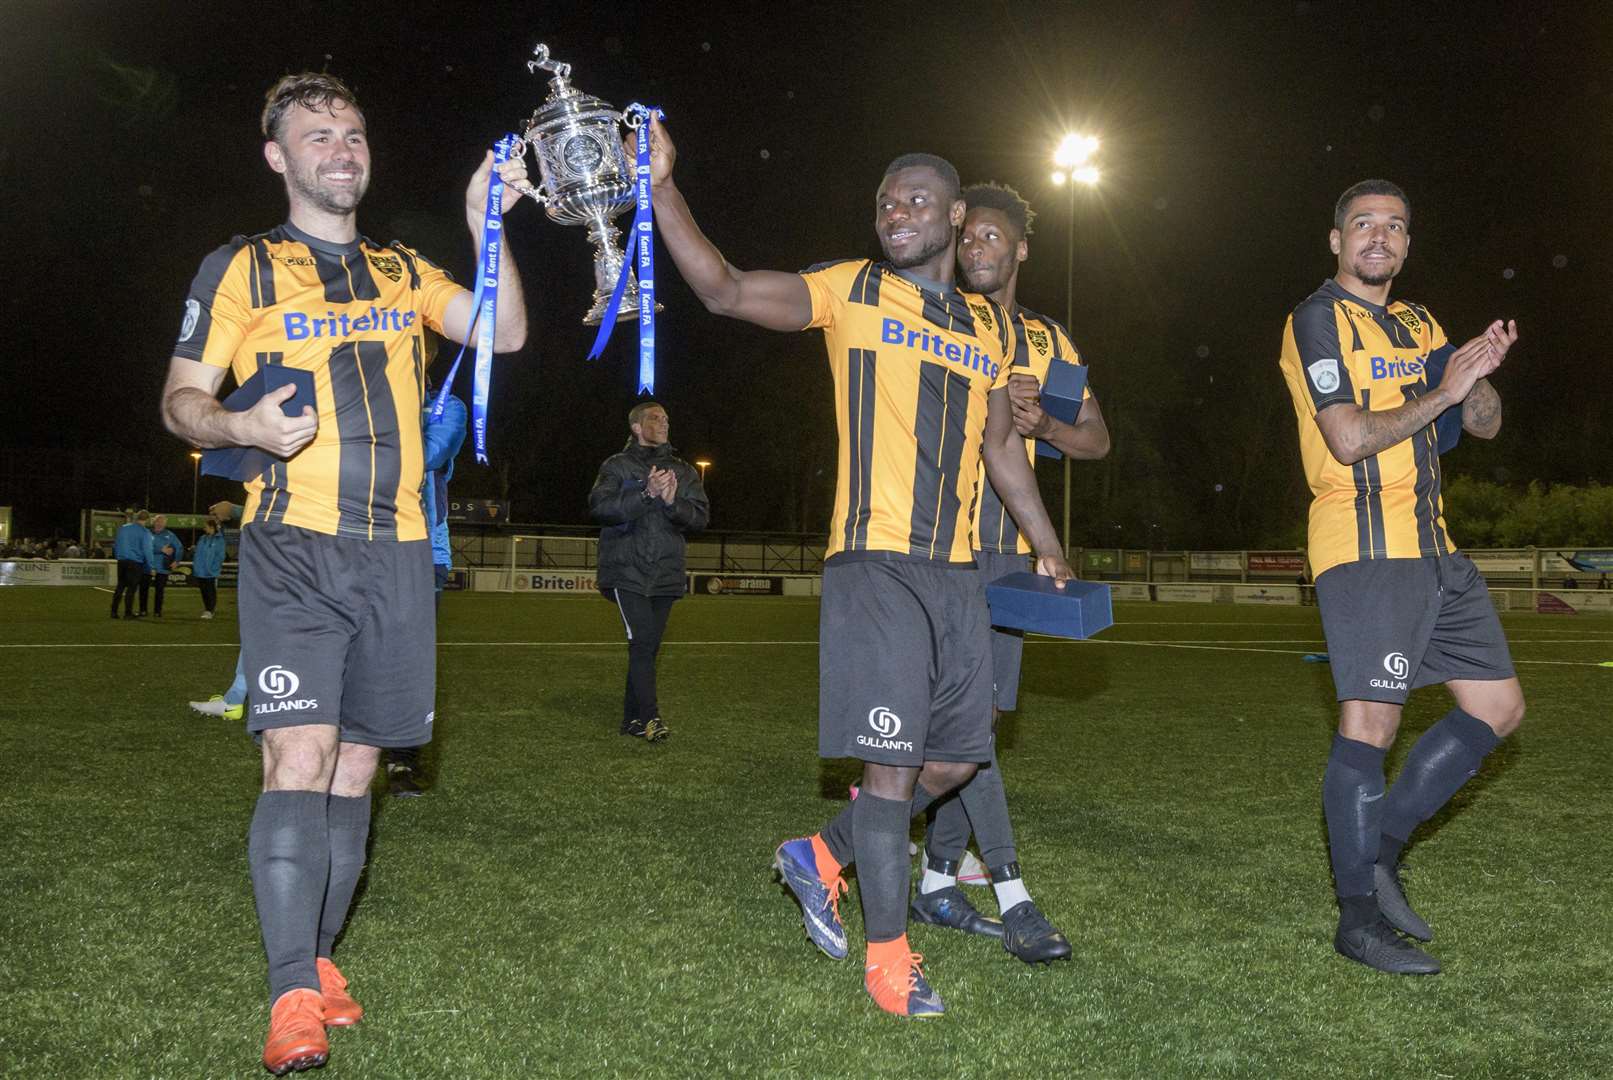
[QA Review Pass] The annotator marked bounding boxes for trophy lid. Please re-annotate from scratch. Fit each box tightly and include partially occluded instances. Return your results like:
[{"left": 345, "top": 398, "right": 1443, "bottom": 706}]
[{"left": 524, "top": 43, "right": 622, "bottom": 137}]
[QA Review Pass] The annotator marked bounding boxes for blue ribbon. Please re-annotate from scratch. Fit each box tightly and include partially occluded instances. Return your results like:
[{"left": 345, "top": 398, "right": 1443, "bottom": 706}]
[
  {"left": 586, "top": 104, "right": 663, "bottom": 395},
  {"left": 432, "top": 133, "right": 518, "bottom": 464}
]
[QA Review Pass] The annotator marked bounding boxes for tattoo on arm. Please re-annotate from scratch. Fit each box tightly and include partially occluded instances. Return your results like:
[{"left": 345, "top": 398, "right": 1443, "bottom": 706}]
[
  {"left": 1326, "top": 392, "right": 1452, "bottom": 463},
  {"left": 1462, "top": 378, "right": 1502, "bottom": 438}
]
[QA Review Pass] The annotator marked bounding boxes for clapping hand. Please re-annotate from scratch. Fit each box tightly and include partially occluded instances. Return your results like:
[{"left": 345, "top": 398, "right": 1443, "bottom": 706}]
[
  {"left": 646, "top": 466, "right": 678, "bottom": 505},
  {"left": 1440, "top": 319, "right": 1517, "bottom": 403}
]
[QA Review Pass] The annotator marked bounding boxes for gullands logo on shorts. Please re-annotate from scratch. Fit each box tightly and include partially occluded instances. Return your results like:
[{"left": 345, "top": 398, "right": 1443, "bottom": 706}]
[
  {"left": 881, "top": 318, "right": 1000, "bottom": 379},
  {"left": 252, "top": 664, "right": 320, "bottom": 716},
  {"left": 1370, "top": 651, "right": 1410, "bottom": 692},
  {"left": 283, "top": 307, "right": 417, "bottom": 341},
  {"left": 857, "top": 706, "right": 915, "bottom": 754}
]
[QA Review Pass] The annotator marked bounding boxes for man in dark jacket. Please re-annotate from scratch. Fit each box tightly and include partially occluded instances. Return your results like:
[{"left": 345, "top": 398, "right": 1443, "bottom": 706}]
[{"left": 588, "top": 402, "right": 710, "bottom": 742}]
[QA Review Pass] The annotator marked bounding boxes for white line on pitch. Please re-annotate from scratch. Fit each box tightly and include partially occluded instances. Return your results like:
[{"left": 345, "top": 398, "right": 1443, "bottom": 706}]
[{"left": 1066, "top": 638, "right": 1610, "bottom": 667}]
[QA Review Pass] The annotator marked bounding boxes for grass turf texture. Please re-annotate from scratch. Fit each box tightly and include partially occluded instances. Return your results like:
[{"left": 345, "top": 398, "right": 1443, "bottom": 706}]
[{"left": 2, "top": 588, "right": 1610, "bottom": 1078}]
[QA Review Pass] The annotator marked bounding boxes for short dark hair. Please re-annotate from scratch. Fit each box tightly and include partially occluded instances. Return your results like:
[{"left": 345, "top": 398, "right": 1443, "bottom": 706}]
[
  {"left": 261, "top": 72, "right": 363, "bottom": 142},
  {"left": 883, "top": 153, "right": 962, "bottom": 203},
  {"left": 963, "top": 182, "right": 1036, "bottom": 239},
  {"left": 1333, "top": 179, "right": 1409, "bottom": 230},
  {"left": 628, "top": 401, "right": 664, "bottom": 427}
]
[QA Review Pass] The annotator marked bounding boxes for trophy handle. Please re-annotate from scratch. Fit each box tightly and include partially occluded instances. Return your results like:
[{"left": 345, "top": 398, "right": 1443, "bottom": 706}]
[{"left": 505, "top": 136, "right": 546, "bottom": 204}]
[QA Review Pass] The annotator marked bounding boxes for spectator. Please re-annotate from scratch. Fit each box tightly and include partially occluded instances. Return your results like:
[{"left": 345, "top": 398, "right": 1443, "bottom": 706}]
[
  {"left": 147, "top": 514, "right": 185, "bottom": 618},
  {"left": 111, "top": 510, "right": 151, "bottom": 619},
  {"left": 588, "top": 401, "right": 709, "bottom": 743},
  {"left": 191, "top": 519, "right": 226, "bottom": 620}
]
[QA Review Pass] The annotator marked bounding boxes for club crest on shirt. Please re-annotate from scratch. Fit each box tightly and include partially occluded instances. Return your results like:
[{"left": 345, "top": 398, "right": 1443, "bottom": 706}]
[
  {"left": 968, "top": 301, "right": 995, "bottom": 332},
  {"left": 1393, "top": 308, "right": 1423, "bottom": 336},
  {"left": 1307, "top": 358, "right": 1341, "bottom": 394},
  {"left": 1026, "top": 327, "right": 1050, "bottom": 354},
  {"left": 368, "top": 253, "right": 404, "bottom": 283}
]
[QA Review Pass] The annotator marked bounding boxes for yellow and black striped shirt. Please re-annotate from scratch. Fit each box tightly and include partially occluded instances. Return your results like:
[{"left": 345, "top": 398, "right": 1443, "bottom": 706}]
[
  {"left": 1280, "top": 278, "right": 1456, "bottom": 578},
  {"left": 800, "top": 259, "right": 1014, "bottom": 564},
  {"left": 173, "top": 222, "right": 463, "bottom": 541},
  {"left": 974, "top": 308, "right": 1093, "bottom": 556}
]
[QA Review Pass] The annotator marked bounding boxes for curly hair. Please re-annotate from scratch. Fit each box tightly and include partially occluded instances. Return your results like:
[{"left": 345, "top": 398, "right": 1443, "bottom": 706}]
[
  {"left": 962, "top": 182, "right": 1036, "bottom": 239},
  {"left": 260, "top": 72, "right": 362, "bottom": 142}
]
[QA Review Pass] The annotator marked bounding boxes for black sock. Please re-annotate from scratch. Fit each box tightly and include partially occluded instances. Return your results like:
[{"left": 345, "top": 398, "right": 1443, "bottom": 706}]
[
  {"left": 851, "top": 792, "right": 911, "bottom": 943},
  {"left": 248, "top": 791, "right": 329, "bottom": 1004},
  {"left": 1378, "top": 833, "right": 1407, "bottom": 871},
  {"left": 925, "top": 792, "right": 971, "bottom": 867},
  {"left": 957, "top": 754, "right": 1016, "bottom": 867},
  {"left": 1322, "top": 735, "right": 1387, "bottom": 900},
  {"left": 1381, "top": 708, "right": 1500, "bottom": 854},
  {"left": 819, "top": 782, "right": 947, "bottom": 870},
  {"left": 1338, "top": 893, "right": 1379, "bottom": 931},
  {"left": 318, "top": 793, "right": 371, "bottom": 958}
]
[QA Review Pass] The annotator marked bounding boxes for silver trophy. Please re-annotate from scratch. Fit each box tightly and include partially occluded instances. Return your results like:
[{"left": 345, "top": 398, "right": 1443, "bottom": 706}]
[{"left": 509, "top": 43, "right": 659, "bottom": 325}]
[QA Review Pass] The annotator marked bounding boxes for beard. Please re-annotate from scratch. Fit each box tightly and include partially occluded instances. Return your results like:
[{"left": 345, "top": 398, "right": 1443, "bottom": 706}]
[
  {"left": 1350, "top": 255, "right": 1399, "bottom": 288},
  {"left": 884, "top": 228, "right": 953, "bottom": 271},
  {"left": 287, "top": 160, "right": 368, "bottom": 215}
]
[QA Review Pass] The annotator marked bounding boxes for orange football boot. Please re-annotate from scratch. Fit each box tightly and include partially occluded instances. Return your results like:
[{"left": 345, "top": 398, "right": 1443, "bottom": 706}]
[
  {"left": 317, "top": 958, "right": 363, "bottom": 1026},
  {"left": 262, "top": 988, "right": 328, "bottom": 1074},
  {"left": 864, "top": 936, "right": 945, "bottom": 1017}
]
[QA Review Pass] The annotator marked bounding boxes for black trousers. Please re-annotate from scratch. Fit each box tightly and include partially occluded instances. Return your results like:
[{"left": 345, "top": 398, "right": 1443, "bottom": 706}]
[
  {"left": 197, "top": 577, "right": 218, "bottom": 613},
  {"left": 149, "top": 573, "right": 169, "bottom": 615},
  {"left": 608, "top": 589, "right": 678, "bottom": 724},
  {"left": 112, "top": 559, "right": 144, "bottom": 615}
]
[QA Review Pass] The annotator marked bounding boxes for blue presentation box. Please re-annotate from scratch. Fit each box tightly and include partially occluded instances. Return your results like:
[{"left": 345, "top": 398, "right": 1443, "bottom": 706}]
[
  {"left": 1033, "top": 358, "right": 1089, "bottom": 460},
  {"left": 984, "top": 573, "right": 1113, "bottom": 639}
]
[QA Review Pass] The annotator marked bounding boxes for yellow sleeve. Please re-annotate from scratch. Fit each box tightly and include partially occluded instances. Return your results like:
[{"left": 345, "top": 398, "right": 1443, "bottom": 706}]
[
  {"left": 983, "top": 299, "right": 1014, "bottom": 390},
  {"left": 174, "top": 243, "right": 254, "bottom": 368},
  {"left": 799, "top": 260, "right": 859, "bottom": 331},
  {"left": 395, "top": 244, "right": 467, "bottom": 336}
]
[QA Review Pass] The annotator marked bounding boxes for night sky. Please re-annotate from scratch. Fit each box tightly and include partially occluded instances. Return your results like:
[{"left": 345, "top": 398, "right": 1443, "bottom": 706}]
[{"left": 4, "top": 1, "right": 1608, "bottom": 546}]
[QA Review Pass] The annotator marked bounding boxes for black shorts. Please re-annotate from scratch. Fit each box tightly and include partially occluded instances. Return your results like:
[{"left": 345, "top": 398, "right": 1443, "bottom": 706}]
[
  {"left": 1314, "top": 553, "right": 1515, "bottom": 705},
  {"left": 975, "top": 548, "right": 1030, "bottom": 711},
  {"left": 239, "top": 523, "right": 436, "bottom": 747},
  {"left": 818, "top": 555, "right": 994, "bottom": 766}
]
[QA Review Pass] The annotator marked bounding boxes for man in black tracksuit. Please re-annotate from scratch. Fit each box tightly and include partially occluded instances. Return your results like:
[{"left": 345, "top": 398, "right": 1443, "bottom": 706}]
[{"left": 589, "top": 402, "right": 710, "bottom": 742}]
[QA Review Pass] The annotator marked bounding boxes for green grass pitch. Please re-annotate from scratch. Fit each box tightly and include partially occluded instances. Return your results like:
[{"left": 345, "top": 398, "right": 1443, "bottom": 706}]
[{"left": 1, "top": 587, "right": 1610, "bottom": 1078}]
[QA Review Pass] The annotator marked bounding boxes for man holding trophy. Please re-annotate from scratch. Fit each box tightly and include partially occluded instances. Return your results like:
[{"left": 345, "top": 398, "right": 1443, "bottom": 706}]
[
  {"left": 639, "top": 113, "right": 1075, "bottom": 1016},
  {"left": 159, "top": 72, "right": 529, "bottom": 1075}
]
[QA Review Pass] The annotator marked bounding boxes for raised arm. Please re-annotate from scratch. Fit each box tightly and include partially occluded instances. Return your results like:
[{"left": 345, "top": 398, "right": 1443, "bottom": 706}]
[
  {"left": 440, "top": 152, "right": 530, "bottom": 353},
  {"left": 981, "top": 387, "right": 1073, "bottom": 584},
  {"left": 643, "top": 117, "right": 813, "bottom": 332}
]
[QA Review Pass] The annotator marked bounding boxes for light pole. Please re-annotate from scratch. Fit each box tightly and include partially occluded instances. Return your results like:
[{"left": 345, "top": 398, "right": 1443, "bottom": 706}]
[
  {"left": 694, "top": 459, "right": 711, "bottom": 485},
  {"left": 1050, "top": 134, "right": 1100, "bottom": 558},
  {"left": 189, "top": 451, "right": 203, "bottom": 542}
]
